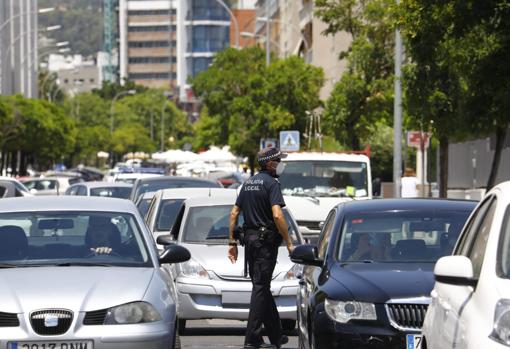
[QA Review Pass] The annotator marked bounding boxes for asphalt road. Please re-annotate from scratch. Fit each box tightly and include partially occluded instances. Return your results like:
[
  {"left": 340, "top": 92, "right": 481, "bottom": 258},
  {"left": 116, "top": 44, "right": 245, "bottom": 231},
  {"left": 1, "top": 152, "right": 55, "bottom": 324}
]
[{"left": 181, "top": 319, "right": 299, "bottom": 349}]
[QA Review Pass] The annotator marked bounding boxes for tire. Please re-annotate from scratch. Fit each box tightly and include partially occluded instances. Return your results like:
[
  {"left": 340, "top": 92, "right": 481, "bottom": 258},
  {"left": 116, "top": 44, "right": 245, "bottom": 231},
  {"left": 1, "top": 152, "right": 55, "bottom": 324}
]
[
  {"left": 282, "top": 319, "right": 296, "bottom": 331},
  {"left": 177, "top": 318, "right": 186, "bottom": 335}
]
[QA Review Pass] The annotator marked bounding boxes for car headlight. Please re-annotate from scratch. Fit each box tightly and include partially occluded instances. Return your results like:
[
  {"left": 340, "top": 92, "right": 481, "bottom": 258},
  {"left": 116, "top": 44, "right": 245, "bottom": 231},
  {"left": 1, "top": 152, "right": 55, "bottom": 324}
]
[
  {"left": 104, "top": 302, "right": 161, "bottom": 325},
  {"left": 180, "top": 258, "right": 210, "bottom": 279},
  {"left": 284, "top": 263, "right": 304, "bottom": 280},
  {"left": 324, "top": 299, "right": 377, "bottom": 323},
  {"left": 490, "top": 299, "right": 510, "bottom": 346}
]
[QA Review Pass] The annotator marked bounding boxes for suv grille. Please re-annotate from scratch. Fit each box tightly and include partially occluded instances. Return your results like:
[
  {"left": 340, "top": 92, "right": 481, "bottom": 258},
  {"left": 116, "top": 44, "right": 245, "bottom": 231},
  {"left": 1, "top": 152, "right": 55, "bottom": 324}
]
[
  {"left": 30, "top": 309, "right": 73, "bottom": 335},
  {"left": 0, "top": 311, "right": 19, "bottom": 327},
  {"left": 83, "top": 309, "right": 108, "bottom": 325},
  {"left": 386, "top": 303, "right": 428, "bottom": 330}
]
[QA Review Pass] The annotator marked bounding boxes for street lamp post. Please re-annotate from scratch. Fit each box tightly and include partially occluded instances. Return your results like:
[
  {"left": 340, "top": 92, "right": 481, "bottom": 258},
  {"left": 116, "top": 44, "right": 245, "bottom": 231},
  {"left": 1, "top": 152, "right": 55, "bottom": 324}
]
[
  {"left": 109, "top": 90, "right": 136, "bottom": 166},
  {"left": 211, "top": 0, "right": 239, "bottom": 48},
  {"left": 265, "top": 0, "right": 270, "bottom": 66}
]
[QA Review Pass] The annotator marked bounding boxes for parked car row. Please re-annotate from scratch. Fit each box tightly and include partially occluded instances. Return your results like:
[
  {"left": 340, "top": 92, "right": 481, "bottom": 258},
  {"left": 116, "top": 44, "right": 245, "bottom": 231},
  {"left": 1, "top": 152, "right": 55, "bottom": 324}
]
[{"left": 0, "top": 171, "right": 508, "bottom": 349}]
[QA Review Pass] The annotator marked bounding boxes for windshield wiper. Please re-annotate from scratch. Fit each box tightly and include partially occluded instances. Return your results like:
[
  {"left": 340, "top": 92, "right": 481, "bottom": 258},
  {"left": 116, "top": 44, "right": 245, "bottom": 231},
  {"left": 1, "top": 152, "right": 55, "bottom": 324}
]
[
  {"left": 54, "top": 262, "right": 114, "bottom": 267},
  {"left": 0, "top": 263, "right": 20, "bottom": 268},
  {"left": 205, "top": 236, "right": 229, "bottom": 240}
]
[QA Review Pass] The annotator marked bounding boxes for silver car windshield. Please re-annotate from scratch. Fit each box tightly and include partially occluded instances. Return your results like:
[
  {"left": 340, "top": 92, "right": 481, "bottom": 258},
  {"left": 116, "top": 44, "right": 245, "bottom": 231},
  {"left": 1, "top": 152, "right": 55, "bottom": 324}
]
[
  {"left": 336, "top": 210, "right": 471, "bottom": 263},
  {"left": 280, "top": 160, "right": 368, "bottom": 197},
  {"left": 182, "top": 205, "right": 301, "bottom": 245},
  {"left": 0, "top": 211, "right": 152, "bottom": 267}
]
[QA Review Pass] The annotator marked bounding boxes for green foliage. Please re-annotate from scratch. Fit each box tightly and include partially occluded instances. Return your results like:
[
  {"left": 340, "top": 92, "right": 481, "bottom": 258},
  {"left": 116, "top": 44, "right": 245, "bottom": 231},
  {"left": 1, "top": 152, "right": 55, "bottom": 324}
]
[
  {"left": 192, "top": 47, "right": 324, "bottom": 167},
  {"left": 317, "top": 0, "right": 395, "bottom": 162}
]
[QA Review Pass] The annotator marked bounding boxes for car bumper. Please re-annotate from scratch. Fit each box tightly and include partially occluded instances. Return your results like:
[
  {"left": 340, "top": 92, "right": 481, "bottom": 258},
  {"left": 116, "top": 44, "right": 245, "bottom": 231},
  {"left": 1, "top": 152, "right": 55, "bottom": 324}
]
[
  {"left": 176, "top": 276, "right": 298, "bottom": 320},
  {"left": 0, "top": 319, "right": 175, "bottom": 349},
  {"left": 312, "top": 309, "right": 420, "bottom": 349}
]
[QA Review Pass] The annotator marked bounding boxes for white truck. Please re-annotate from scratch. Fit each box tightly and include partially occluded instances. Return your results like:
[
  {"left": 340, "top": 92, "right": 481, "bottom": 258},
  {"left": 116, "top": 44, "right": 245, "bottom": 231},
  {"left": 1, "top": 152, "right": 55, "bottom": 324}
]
[{"left": 279, "top": 152, "right": 372, "bottom": 242}]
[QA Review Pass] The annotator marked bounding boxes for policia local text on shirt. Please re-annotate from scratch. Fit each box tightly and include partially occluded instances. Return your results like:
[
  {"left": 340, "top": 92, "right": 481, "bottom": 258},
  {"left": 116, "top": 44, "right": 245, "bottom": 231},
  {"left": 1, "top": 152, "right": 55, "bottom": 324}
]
[{"left": 228, "top": 147, "right": 294, "bottom": 349}]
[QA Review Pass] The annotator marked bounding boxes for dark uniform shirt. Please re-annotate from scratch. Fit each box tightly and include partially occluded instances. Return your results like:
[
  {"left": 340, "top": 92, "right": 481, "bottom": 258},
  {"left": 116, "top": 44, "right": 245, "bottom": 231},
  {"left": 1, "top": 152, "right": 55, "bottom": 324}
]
[{"left": 235, "top": 170, "right": 286, "bottom": 231}]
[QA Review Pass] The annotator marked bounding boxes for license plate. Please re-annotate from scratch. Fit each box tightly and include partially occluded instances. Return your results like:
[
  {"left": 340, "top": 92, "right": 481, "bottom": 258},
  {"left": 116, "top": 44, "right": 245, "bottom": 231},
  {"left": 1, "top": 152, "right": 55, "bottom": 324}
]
[
  {"left": 222, "top": 291, "right": 251, "bottom": 305},
  {"left": 406, "top": 334, "right": 423, "bottom": 349},
  {"left": 9, "top": 341, "right": 93, "bottom": 349}
]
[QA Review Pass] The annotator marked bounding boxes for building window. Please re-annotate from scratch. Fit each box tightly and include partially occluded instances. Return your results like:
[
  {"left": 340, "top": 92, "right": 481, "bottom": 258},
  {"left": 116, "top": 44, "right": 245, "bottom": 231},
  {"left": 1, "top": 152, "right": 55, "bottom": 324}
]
[
  {"left": 128, "top": 72, "right": 177, "bottom": 80},
  {"left": 128, "top": 40, "right": 175, "bottom": 48},
  {"left": 89, "top": 78, "right": 95, "bottom": 83},
  {"left": 128, "top": 9, "right": 176, "bottom": 16},
  {"left": 128, "top": 25, "right": 176, "bottom": 32},
  {"left": 64, "top": 79, "right": 69, "bottom": 84},
  {"left": 128, "top": 56, "right": 176, "bottom": 64},
  {"left": 190, "top": 0, "right": 229, "bottom": 21},
  {"left": 191, "top": 57, "right": 213, "bottom": 77},
  {"left": 192, "top": 25, "right": 230, "bottom": 53}
]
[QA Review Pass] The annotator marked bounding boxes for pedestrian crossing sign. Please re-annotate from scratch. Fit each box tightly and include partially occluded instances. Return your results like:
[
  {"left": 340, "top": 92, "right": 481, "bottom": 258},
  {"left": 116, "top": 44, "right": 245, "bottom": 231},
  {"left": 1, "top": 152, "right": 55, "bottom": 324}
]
[{"left": 279, "top": 131, "right": 300, "bottom": 152}]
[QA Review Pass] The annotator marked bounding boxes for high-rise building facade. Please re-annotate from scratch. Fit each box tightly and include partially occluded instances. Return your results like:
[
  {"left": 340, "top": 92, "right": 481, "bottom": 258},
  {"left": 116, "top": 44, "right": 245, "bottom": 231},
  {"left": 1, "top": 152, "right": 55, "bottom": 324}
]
[
  {"left": 119, "top": 0, "right": 232, "bottom": 103},
  {"left": 0, "top": 0, "right": 38, "bottom": 97},
  {"left": 119, "top": 0, "right": 178, "bottom": 89}
]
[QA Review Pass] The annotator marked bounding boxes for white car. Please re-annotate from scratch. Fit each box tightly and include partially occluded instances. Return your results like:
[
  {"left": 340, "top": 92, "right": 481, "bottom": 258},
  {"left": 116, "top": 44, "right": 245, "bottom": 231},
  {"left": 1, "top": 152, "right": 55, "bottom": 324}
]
[
  {"left": 144, "top": 188, "right": 235, "bottom": 249},
  {"left": 422, "top": 180, "right": 510, "bottom": 349},
  {"left": 21, "top": 176, "right": 83, "bottom": 195},
  {"left": 0, "top": 176, "right": 32, "bottom": 197}
]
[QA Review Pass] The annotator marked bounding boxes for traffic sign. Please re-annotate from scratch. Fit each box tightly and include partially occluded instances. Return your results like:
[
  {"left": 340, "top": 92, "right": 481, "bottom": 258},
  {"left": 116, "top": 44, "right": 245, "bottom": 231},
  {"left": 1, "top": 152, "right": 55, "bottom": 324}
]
[
  {"left": 407, "top": 131, "right": 431, "bottom": 148},
  {"left": 279, "top": 130, "right": 300, "bottom": 152},
  {"left": 260, "top": 138, "right": 278, "bottom": 150}
]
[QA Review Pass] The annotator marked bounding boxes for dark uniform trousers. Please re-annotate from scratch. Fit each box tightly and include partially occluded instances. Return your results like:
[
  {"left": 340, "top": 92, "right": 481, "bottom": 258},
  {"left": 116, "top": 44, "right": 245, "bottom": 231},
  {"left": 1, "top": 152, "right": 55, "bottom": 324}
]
[{"left": 244, "top": 229, "right": 282, "bottom": 346}]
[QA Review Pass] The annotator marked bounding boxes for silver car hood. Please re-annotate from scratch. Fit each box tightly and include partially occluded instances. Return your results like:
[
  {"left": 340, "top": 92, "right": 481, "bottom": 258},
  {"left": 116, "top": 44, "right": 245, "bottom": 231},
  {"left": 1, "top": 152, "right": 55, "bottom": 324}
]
[
  {"left": 182, "top": 243, "right": 292, "bottom": 278},
  {"left": 0, "top": 267, "right": 154, "bottom": 313}
]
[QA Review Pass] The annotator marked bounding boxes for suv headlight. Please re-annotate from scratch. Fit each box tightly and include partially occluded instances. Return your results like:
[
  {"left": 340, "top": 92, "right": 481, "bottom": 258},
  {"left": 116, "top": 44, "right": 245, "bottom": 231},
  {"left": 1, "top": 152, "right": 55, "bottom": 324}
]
[
  {"left": 104, "top": 302, "right": 161, "bottom": 324},
  {"left": 180, "top": 258, "right": 210, "bottom": 279},
  {"left": 325, "top": 299, "right": 377, "bottom": 323},
  {"left": 284, "top": 264, "right": 304, "bottom": 280},
  {"left": 490, "top": 299, "right": 510, "bottom": 346}
]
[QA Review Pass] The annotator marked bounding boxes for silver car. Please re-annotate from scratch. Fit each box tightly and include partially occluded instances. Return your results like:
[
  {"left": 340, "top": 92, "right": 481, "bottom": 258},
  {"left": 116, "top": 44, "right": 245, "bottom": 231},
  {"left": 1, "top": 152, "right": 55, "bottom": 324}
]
[
  {"left": 144, "top": 188, "right": 236, "bottom": 247},
  {"left": 0, "top": 196, "right": 190, "bottom": 349},
  {"left": 162, "top": 192, "right": 303, "bottom": 333},
  {"left": 65, "top": 182, "right": 133, "bottom": 199}
]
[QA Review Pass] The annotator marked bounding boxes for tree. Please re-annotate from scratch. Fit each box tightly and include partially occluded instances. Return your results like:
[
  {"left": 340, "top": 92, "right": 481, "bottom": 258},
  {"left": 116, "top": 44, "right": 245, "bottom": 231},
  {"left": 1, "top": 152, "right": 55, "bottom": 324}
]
[
  {"left": 192, "top": 47, "right": 324, "bottom": 172},
  {"left": 397, "top": 0, "right": 509, "bottom": 193}
]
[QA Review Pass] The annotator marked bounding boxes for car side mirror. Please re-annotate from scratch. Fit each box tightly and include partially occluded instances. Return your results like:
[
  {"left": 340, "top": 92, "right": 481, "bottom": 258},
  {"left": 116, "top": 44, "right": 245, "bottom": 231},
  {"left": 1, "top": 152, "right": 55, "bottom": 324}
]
[
  {"left": 156, "top": 234, "right": 174, "bottom": 246},
  {"left": 434, "top": 255, "right": 477, "bottom": 287},
  {"left": 159, "top": 244, "right": 191, "bottom": 265},
  {"left": 290, "top": 244, "right": 323, "bottom": 267}
]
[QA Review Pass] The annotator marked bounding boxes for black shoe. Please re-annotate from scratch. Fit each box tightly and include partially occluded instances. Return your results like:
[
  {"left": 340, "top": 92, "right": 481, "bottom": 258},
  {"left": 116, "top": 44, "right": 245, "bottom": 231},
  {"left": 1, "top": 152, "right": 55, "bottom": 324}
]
[
  {"left": 275, "top": 335, "right": 289, "bottom": 348},
  {"left": 243, "top": 345, "right": 259, "bottom": 349}
]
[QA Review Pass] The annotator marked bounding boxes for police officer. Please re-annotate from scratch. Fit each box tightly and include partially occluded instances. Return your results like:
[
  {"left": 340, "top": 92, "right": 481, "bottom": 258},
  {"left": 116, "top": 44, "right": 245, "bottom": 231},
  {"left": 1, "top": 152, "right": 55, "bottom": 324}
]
[{"left": 228, "top": 147, "right": 294, "bottom": 349}]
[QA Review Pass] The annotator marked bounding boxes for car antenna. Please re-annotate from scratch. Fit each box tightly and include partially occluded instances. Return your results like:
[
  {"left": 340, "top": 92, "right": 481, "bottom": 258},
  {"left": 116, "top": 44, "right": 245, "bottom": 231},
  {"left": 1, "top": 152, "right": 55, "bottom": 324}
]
[{"left": 209, "top": 187, "right": 211, "bottom": 197}]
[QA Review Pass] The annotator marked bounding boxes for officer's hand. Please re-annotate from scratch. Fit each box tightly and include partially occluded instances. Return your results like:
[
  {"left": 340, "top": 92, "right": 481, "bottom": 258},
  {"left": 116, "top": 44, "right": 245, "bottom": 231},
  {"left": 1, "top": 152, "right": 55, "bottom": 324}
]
[
  {"left": 228, "top": 245, "right": 238, "bottom": 264},
  {"left": 286, "top": 243, "right": 294, "bottom": 255}
]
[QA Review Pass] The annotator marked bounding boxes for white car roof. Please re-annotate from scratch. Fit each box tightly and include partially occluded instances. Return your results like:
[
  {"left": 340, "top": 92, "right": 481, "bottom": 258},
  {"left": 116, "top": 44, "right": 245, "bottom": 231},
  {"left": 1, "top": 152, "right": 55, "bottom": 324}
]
[
  {"left": 184, "top": 192, "right": 238, "bottom": 207},
  {"left": 160, "top": 187, "right": 236, "bottom": 200},
  {"left": 0, "top": 196, "right": 138, "bottom": 214},
  {"left": 283, "top": 152, "right": 369, "bottom": 162}
]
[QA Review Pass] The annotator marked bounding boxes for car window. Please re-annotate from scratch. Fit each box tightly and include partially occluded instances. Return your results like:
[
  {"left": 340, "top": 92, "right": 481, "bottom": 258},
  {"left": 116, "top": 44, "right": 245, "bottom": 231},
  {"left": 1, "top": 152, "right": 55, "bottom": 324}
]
[
  {"left": 69, "top": 178, "right": 82, "bottom": 185},
  {"left": 134, "top": 179, "right": 220, "bottom": 202},
  {"left": 497, "top": 205, "right": 510, "bottom": 279},
  {"left": 156, "top": 199, "right": 185, "bottom": 231},
  {"left": 90, "top": 187, "right": 132, "bottom": 199},
  {"left": 456, "top": 197, "right": 495, "bottom": 256},
  {"left": 0, "top": 211, "right": 152, "bottom": 267},
  {"left": 462, "top": 197, "right": 496, "bottom": 279},
  {"left": 317, "top": 210, "right": 336, "bottom": 259},
  {"left": 77, "top": 186, "right": 87, "bottom": 196},
  {"left": 337, "top": 208, "right": 473, "bottom": 262},
  {"left": 181, "top": 205, "right": 300, "bottom": 245},
  {"left": 0, "top": 185, "right": 6, "bottom": 198}
]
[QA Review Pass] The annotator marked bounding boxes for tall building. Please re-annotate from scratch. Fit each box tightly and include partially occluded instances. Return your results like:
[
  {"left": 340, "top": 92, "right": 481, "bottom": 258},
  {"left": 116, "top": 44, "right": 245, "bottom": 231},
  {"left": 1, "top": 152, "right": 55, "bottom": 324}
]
[
  {"left": 0, "top": 0, "right": 38, "bottom": 97},
  {"left": 119, "top": 0, "right": 178, "bottom": 89},
  {"left": 119, "top": 0, "right": 232, "bottom": 104}
]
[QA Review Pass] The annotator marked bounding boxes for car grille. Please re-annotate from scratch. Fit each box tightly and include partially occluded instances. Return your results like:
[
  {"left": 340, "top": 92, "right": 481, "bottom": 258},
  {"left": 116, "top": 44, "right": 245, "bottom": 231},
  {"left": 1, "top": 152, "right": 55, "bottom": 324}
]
[
  {"left": 83, "top": 309, "right": 108, "bottom": 325},
  {"left": 296, "top": 220, "right": 322, "bottom": 232},
  {"left": 386, "top": 303, "right": 428, "bottom": 330},
  {"left": 30, "top": 309, "right": 73, "bottom": 335},
  {"left": 0, "top": 311, "right": 19, "bottom": 327}
]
